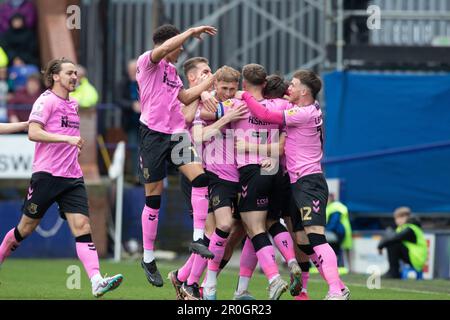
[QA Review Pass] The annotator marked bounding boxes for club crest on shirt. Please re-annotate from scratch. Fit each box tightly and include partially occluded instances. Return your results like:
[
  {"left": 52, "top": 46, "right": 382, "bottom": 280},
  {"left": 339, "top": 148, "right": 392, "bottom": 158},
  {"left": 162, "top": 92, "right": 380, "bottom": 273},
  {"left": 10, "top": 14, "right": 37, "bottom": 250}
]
[
  {"left": 223, "top": 100, "right": 233, "bottom": 107},
  {"left": 27, "top": 203, "right": 38, "bottom": 215},
  {"left": 287, "top": 108, "right": 299, "bottom": 116}
]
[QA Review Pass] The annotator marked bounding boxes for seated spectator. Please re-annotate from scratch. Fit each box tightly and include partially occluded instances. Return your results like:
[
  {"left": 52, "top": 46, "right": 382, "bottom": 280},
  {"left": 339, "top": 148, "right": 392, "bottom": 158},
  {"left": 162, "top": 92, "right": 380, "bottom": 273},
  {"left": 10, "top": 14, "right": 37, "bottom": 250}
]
[
  {"left": 0, "top": 13, "right": 39, "bottom": 66},
  {"left": 0, "top": 0, "right": 37, "bottom": 35},
  {"left": 0, "top": 46, "right": 8, "bottom": 68},
  {"left": 70, "top": 64, "right": 99, "bottom": 108},
  {"left": 8, "top": 73, "right": 42, "bottom": 122},
  {"left": 378, "top": 207, "right": 428, "bottom": 279}
]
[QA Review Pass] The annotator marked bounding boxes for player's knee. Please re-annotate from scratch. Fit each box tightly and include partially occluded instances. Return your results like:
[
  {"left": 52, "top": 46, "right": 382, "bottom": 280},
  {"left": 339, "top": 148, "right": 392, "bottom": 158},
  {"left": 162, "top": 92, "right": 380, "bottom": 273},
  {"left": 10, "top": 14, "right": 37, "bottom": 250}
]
[
  {"left": 215, "top": 217, "right": 233, "bottom": 233},
  {"left": 17, "top": 218, "right": 39, "bottom": 237},
  {"left": 145, "top": 181, "right": 164, "bottom": 195},
  {"left": 72, "top": 216, "right": 91, "bottom": 235},
  {"left": 145, "top": 195, "right": 161, "bottom": 209},
  {"left": 247, "top": 226, "right": 265, "bottom": 239},
  {"left": 191, "top": 173, "right": 209, "bottom": 188},
  {"left": 307, "top": 233, "right": 327, "bottom": 248}
]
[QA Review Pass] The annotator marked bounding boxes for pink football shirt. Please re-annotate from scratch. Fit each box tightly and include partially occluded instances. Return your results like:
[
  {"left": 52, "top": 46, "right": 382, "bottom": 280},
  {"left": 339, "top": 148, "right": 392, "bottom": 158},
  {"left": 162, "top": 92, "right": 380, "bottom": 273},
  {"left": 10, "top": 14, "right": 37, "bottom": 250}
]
[
  {"left": 283, "top": 102, "right": 324, "bottom": 183},
  {"left": 203, "top": 100, "right": 239, "bottom": 182},
  {"left": 28, "top": 90, "right": 83, "bottom": 178},
  {"left": 231, "top": 98, "right": 282, "bottom": 169},
  {"left": 137, "top": 51, "right": 185, "bottom": 134}
]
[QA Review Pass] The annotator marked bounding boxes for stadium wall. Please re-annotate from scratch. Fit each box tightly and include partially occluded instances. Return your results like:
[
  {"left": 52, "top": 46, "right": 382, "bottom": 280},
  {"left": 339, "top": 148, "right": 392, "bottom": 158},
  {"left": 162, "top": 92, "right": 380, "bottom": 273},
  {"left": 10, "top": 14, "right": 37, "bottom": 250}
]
[{"left": 323, "top": 71, "right": 450, "bottom": 215}]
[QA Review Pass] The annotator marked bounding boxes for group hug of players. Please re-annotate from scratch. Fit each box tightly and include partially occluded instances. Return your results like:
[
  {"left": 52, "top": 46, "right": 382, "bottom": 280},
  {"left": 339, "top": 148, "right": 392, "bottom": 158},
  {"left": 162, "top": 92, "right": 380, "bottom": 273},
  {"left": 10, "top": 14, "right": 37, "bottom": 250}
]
[
  {"left": 0, "top": 24, "right": 349, "bottom": 300},
  {"left": 136, "top": 24, "right": 349, "bottom": 301}
]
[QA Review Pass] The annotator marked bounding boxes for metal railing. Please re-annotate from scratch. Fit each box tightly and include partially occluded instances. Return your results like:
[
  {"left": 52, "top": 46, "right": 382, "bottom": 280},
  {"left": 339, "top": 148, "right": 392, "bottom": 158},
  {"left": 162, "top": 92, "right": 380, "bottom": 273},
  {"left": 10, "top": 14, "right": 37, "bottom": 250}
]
[
  {"left": 326, "top": 0, "right": 450, "bottom": 69},
  {"left": 79, "top": 0, "right": 327, "bottom": 102}
]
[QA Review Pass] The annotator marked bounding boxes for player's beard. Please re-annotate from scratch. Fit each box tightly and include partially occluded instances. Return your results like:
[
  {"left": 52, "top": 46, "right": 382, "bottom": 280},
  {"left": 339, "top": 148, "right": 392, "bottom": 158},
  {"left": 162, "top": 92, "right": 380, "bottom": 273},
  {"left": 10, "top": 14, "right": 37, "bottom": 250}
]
[{"left": 64, "top": 80, "right": 77, "bottom": 93}]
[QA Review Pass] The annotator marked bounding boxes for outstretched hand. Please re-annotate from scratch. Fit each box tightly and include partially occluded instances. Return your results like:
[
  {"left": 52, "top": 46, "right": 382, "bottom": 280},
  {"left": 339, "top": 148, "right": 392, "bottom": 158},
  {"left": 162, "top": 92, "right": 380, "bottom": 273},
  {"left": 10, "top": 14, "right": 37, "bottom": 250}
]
[
  {"left": 201, "top": 90, "right": 219, "bottom": 113},
  {"left": 191, "top": 26, "right": 218, "bottom": 40}
]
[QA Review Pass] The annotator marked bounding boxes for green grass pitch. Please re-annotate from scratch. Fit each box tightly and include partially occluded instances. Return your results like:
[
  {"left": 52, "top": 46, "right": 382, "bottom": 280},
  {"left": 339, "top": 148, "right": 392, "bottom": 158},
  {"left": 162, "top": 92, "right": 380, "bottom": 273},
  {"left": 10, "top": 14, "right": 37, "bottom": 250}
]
[{"left": 0, "top": 259, "right": 449, "bottom": 300}]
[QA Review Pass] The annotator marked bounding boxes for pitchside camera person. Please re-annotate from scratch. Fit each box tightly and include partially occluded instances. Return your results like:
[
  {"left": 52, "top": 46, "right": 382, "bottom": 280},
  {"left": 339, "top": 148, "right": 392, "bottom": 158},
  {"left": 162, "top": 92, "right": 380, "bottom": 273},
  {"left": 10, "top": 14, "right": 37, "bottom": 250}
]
[{"left": 0, "top": 58, "right": 123, "bottom": 298}]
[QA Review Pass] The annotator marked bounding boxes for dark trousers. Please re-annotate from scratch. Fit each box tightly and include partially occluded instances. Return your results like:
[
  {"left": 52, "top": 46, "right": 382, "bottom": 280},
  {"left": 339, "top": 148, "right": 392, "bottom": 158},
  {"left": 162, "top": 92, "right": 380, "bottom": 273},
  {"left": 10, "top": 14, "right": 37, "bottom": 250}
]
[{"left": 386, "top": 242, "right": 411, "bottom": 278}]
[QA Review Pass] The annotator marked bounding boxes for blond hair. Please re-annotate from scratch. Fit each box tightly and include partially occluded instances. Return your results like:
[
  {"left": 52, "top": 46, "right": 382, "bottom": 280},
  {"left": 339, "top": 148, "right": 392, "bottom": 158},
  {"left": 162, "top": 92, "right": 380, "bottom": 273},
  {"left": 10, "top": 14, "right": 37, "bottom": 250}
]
[{"left": 215, "top": 65, "right": 240, "bottom": 83}]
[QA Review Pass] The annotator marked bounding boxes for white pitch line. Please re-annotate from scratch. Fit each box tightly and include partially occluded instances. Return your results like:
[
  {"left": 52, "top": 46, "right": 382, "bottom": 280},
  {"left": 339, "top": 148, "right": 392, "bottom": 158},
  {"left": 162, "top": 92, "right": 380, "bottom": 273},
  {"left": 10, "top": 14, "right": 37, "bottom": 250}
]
[{"left": 308, "top": 279, "right": 450, "bottom": 296}]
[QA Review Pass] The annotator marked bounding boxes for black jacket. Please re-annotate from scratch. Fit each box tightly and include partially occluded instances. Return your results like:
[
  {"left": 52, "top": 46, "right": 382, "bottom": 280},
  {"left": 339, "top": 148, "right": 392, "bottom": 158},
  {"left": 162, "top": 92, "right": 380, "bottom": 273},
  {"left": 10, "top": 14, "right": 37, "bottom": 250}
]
[
  {"left": 0, "top": 14, "right": 38, "bottom": 66},
  {"left": 378, "top": 217, "right": 422, "bottom": 250}
]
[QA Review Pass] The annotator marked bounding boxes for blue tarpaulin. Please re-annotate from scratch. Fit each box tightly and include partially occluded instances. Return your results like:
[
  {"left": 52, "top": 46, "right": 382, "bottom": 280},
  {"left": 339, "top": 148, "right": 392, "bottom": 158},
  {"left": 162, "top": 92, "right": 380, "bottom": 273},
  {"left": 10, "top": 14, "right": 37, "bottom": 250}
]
[
  {"left": 323, "top": 71, "right": 450, "bottom": 214},
  {"left": 0, "top": 201, "right": 76, "bottom": 257}
]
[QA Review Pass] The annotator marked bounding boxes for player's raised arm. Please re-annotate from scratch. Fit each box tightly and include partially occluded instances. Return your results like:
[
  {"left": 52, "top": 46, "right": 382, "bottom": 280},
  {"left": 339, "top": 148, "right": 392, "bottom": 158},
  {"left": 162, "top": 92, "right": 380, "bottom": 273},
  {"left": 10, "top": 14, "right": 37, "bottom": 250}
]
[
  {"left": 0, "top": 122, "right": 29, "bottom": 134},
  {"left": 150, "top": 25, "right": 217, "bottom": 65}
]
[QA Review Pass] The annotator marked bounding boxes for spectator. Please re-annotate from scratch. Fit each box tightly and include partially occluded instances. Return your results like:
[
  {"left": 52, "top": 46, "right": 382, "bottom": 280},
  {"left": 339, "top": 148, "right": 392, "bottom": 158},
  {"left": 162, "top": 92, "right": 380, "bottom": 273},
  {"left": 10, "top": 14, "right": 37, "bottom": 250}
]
[
  {"left": 7, "top": 62, "right": 39, "bottom": 92},
  {"left": 0, "top": 46, "right": 8, "bottom": 68},
  {"left": 0, "top": 66, "right": 9, "bottom": 122},
  {"left": 8, "top": 73, "right": 42, "bottom": 122},
  {"left": 0, "top": 0, "right": 37, "bottom": 35},
  {"left": 70, "top": 64, "right": 99, "bottom": 108},
  {"left": 325, "top": 193, "right": 353, "bottom": 267},
  {"left": 0, "top": 13, "right": 39, "bottom": 66},
  {"left": 115, "top": 59, "right": 140, "bottom": 180},
  {"left": 378, "top": 207, "right": 428, "bottom": 279}
]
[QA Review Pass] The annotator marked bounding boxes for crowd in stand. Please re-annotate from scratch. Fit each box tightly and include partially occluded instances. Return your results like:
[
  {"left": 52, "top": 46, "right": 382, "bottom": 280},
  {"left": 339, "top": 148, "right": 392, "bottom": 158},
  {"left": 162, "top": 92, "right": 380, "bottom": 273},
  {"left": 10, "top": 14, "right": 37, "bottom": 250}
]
[
  {"left": 0, "top": 0, "right": 40, "bottom": 123},
  {"left": 0, "top": 0, "right": 99, "bottom": 124},
  {"left": 0, "top": 0, "right": 138, "bottom": 179}
]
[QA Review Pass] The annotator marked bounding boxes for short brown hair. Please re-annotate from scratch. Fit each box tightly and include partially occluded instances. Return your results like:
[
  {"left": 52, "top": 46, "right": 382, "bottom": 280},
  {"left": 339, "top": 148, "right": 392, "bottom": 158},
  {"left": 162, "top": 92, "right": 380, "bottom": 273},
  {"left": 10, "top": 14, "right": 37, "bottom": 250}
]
[
  {"left": 264, "top": 74, "right": 288, "bottom": 99},
  {"left": 42, "top": 58, "right": 74, "bottom": 88},
  {"left": 242, "top": 63, "right": 266, "bottom": 86},
  {"left": 215, "top": 65, "right": 240, "bottom": 83},
  {"left": 292, "top": 69, "right": 322, "bottom": 99},
  {"left": 183, "top": 57, "right": 209, "bottom": 77},
  {"left": 394, "top": 207, "right": 411, "bottom": 218}
]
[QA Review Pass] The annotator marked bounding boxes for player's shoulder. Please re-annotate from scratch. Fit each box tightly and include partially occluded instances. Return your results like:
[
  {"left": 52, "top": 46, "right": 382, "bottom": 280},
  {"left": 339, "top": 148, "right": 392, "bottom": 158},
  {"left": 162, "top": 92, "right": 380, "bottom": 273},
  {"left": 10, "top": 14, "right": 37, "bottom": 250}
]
[
  {"left": 34, "top": 90, "right": 53, "bottom": 105},
  {"left": 308, "top": 101, "right": 322, "bottom": 115},
  {"left": 269, "top": 98, "right": 290, "bottom": 110},
  {"left": 137, "top": 50, "right": 151, "bottom": 63},
  {"left": 137, "top": 50, "right": 164, "bottom": 70}
]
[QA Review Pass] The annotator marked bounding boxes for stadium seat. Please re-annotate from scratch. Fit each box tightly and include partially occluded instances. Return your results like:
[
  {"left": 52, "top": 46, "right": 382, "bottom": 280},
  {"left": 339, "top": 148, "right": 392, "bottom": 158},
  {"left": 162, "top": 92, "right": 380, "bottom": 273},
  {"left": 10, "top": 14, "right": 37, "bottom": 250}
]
[{"left": 401, "top": 264, "right": 423, "bottom": 280}]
